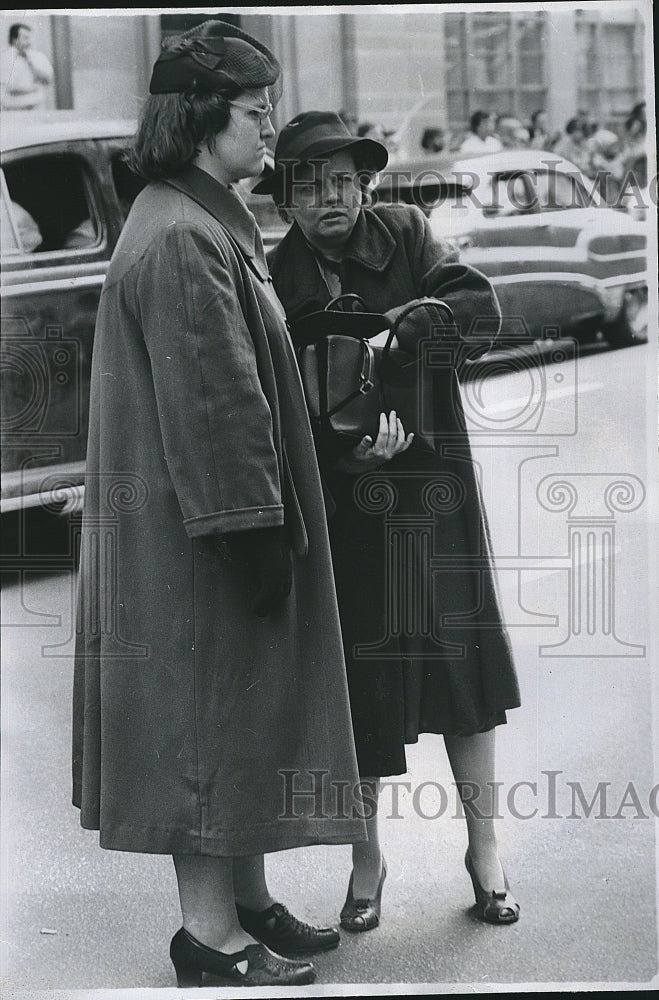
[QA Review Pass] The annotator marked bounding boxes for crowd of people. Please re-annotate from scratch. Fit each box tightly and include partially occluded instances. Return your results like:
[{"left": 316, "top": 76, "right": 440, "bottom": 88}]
[
  {"left": 456, "top": 103, "right": 648, "bottom": 204},
  {"left": 340, "top": 102, "right": 648, "bottom": 206}
]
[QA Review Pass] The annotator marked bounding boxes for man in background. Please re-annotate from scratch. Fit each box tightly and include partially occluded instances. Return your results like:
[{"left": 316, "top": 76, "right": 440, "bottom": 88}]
[
  {"left": 1, "top": 23, "right": 53, "bottom": 111},
  {"left": 458, "top": 111, "right": 502, "bottom": 154}
]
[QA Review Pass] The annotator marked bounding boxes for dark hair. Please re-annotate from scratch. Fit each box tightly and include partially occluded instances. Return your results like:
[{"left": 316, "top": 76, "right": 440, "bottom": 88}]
[
  {"left": 9, "top": 23, "right": 30, "bottom": 45},
  {"left": 421, "top": 127, "right": 445, "bottom": 152},
  {"left": 469, "top": 110, "right": 491, "bottom": 134},
  {"left": 126, "top": 89, "right": 240, "bottom": 181}
]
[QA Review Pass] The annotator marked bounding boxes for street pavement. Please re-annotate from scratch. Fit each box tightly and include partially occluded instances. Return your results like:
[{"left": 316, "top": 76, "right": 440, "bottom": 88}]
[{"left": 1, "top": 341, "right": 657, "bottom": 997}]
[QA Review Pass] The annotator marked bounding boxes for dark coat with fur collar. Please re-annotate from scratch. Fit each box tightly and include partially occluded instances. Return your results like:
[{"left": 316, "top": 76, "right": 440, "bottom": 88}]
[{"left": 269, "top": 205, "right": 521, "bottom": 777}]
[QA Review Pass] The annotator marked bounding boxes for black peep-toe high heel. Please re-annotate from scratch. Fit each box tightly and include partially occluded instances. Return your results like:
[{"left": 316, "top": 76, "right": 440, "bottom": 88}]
[{"left": 465, "top": 850, "right": 520, "bottom": 924}]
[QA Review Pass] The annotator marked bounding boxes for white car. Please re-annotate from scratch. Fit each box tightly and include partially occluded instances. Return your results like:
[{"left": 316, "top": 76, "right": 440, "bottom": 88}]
[{"left": 375, "top": 149, "right": 649, "bottom": 348}]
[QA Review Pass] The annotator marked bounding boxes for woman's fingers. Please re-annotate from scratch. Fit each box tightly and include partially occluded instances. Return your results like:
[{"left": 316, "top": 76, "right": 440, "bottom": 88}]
[
  {"left": 352, "top": 435, "right": 373, "bottom": 459},
  {"left": 371, "top": 413, "right": 389, "bottom": 456},
  {"left": 354, "top": 413, "right": 415, "bottom": 466},
  {"left": 388, "top": 409, "right": 398, "bottom": 443}
]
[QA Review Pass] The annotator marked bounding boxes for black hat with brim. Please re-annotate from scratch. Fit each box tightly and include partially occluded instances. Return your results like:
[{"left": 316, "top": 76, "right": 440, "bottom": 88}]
[{"left": 252, "top": 111, "right": 389, "bottom": 195}]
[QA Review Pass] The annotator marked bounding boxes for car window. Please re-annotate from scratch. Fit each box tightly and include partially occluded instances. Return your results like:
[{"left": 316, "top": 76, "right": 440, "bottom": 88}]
[
  {"left": 2, "top": 152, "right": 99, "bottom": 254},
  {"left": 1, "top": 171, "right": 27, "bottom": 255}
]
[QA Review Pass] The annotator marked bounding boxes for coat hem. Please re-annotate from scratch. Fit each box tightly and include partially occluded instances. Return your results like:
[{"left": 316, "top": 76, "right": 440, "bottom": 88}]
[{"left": 80, "top": 818, "right": 367, "bottom": 855}]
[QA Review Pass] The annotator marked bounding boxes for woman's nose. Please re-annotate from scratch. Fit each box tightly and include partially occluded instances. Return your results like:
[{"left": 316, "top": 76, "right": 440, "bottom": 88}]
[{"left": 261, "top": 116, "right": 275, "bottom": 140}]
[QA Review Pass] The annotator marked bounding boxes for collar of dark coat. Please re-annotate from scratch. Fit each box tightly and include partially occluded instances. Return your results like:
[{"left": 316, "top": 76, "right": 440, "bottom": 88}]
[
  {"left": 269, "top": 208, "right": 396, "bottom": 319},
  {"left": 164, "top": 165, "right": 269, "bottom": 281}
]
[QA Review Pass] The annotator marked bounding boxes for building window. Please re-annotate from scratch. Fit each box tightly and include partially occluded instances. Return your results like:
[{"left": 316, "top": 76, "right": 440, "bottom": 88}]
[
  {"left": 576, "top": 11, "right": 643, "bottom": 130},
  {"left": 444, "top": 12, "right": 547, "bottom": 145}
]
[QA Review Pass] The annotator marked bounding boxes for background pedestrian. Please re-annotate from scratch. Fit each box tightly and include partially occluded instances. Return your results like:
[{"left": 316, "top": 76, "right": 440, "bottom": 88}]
[{"left": 0, "top": 22, "right": 53, "bottom": 110}]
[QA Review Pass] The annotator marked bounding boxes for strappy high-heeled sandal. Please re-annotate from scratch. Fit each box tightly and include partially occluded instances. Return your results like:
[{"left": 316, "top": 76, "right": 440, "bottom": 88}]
[{"left": 465, "top": 850, "right": 520, "bottom": 924}]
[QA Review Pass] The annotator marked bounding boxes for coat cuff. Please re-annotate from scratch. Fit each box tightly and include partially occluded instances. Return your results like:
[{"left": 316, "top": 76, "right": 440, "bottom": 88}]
[{"left": 183, "top": 505, "right": 284, "bottom": 538}]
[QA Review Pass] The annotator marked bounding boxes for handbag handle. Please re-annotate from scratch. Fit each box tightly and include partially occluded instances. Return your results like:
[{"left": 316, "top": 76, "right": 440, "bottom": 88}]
[
  {"left": 325, "top": 293, "right": 369, "bottom": 314},
  {"left": 384, "top": 297, "right": 455, "bottom": 355}
]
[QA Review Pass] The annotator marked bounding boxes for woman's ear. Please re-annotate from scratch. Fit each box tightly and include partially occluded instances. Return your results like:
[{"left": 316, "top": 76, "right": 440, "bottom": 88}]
[{"left": 278, "top": 206, "right": 294, "bottom": 225}]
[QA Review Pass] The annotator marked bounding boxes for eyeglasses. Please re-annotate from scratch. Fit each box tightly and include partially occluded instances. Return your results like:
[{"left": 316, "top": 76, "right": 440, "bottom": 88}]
[{"left": 229, "top": 101, "right": 274, "bottom": 126}]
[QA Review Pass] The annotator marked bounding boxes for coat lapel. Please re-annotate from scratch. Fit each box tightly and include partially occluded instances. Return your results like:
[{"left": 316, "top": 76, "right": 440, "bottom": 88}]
[{"left": 269, "top": 209, "right": 398, "bottom": 321}]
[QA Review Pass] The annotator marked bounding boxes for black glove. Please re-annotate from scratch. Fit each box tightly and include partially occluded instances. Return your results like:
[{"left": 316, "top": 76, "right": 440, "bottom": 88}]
[{"left": 224, "top": 525, "right": 292, "bottom": 618}]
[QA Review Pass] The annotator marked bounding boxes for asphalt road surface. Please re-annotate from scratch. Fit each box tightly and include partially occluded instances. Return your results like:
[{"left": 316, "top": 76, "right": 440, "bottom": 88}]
[{"left": 1, "top": 339, "right": 657, "bottom": 998}]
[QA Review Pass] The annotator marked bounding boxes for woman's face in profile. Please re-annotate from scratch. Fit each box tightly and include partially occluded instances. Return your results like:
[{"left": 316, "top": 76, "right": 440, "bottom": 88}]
[
  {"left": 209, "top": 86, "right": 275, "bottom": 183},
  {"left": 284, "top": 148, "right": 363, "bottom": 254}
]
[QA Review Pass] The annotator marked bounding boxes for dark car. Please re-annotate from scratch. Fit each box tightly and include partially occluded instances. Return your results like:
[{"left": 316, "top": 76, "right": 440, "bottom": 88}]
[
  {"left": 1, "top": 112, "right": 285, "bottom": 513},
  {"left": 373, "top": 148, "right": 649, "bottom": 349}
]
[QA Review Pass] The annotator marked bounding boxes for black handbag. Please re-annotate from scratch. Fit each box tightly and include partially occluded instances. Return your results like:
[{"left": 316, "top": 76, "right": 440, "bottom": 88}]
[{"left": 293, "top": 294, "right": 455, "bottom": 454}]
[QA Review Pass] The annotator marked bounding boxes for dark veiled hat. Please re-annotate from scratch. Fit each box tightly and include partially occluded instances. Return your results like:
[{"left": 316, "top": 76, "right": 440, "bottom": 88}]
[
  {"left": 149, "top": 19, "right": 281, "bottom": 104},
  {"left": 252, "top": 111, "right": 388, "bottom": 196}
]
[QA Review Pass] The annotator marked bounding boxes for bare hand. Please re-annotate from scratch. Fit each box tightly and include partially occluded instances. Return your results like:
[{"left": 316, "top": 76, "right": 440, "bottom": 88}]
[{"left": 337, "top": 411, "right": 414, "bottom": 473}]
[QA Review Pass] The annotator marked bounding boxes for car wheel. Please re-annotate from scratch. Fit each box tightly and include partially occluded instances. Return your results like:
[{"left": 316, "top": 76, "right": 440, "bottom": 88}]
[{"left": 604, "top": 287, "right": 648, "bottom": 348}]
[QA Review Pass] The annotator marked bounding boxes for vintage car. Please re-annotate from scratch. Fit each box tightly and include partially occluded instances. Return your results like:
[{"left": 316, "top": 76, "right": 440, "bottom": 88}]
[
  {"left": 373, "top": 148, "right": 649, "bottom": 349},
  {"left": 0, "top": 113, "right": 285, "bottom": 513}
]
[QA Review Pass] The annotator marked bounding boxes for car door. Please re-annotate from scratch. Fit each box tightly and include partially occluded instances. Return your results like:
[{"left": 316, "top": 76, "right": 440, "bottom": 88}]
[{"left": 1, "top": 137, "right": 122, "bottom": 510}]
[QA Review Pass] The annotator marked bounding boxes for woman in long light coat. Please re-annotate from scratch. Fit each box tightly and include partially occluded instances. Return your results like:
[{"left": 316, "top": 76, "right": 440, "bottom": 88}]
[{"left": 72, "top": 23, "right": 364, "bottom": 989}]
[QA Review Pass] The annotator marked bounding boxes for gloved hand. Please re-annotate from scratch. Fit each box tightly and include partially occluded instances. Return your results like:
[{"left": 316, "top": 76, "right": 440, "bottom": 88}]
[{"left": 224, "top": 525, "right": 292, "bottom": 618}]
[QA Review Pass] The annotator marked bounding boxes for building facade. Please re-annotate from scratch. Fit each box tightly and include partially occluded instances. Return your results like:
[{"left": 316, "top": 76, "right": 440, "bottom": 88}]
[{"left": 0, "top": 7, "right": 648, "bottom": 153}]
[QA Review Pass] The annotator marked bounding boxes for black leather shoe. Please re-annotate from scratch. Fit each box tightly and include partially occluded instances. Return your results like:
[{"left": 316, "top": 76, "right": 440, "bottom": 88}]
[
  {"left": 170, "top": 926, "right": 316, "bottom": 987},
  {"left": 236, "top": 901, "right": 340, "bottom": 955}
]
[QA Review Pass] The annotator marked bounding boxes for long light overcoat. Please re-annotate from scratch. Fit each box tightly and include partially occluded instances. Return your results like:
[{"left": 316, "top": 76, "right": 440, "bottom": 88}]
[
  {"left": 269, "top": 205, "right": 521, "bottom": 778},
  {"left": 72, "top": 166, "right": 365, "bottom": 855}
]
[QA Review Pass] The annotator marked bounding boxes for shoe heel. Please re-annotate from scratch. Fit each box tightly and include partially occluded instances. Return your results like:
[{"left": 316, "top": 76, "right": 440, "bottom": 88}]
[{"left": 172, "top": 961, "right": 203, "bottom": 988}]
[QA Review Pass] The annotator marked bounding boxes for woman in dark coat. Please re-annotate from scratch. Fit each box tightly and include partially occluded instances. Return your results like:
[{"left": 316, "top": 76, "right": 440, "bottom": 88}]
[
  {"left": 255, "top": 111, "right": 521, "bottom": 930},
  {"left": 72, "top": 27, "right": 366, "bottom": 989}
]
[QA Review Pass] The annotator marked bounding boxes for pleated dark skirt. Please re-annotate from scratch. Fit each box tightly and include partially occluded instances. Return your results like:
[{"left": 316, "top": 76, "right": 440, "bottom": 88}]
[{"left": 327, "top": 456, "right": 521, "bottom": 778}]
